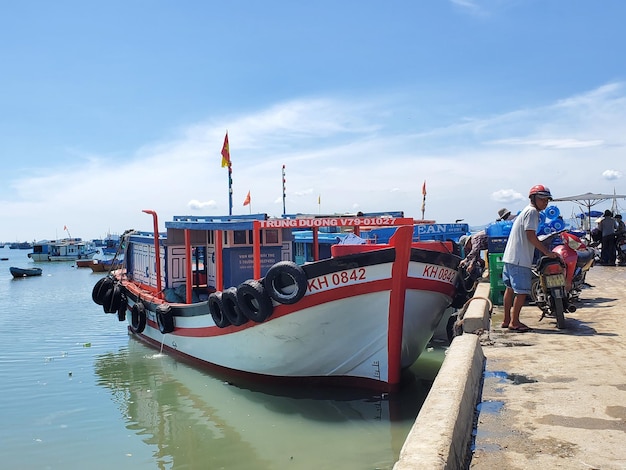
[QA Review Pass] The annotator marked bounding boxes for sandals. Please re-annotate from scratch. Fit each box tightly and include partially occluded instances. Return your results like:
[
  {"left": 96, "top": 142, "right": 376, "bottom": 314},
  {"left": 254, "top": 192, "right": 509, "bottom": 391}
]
[
  {"left": 508, "top": 324, "right": 532, "bottom": 333},
  {"left": 500, "top": 322, "right": 509, "bottom": 328}
]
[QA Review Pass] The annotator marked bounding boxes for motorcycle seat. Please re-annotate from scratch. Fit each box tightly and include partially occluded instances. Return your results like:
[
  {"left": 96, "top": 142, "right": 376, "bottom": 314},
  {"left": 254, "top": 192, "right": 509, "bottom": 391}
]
[{"left": 576, "top": 249, "right": 594, "bottom": 267}]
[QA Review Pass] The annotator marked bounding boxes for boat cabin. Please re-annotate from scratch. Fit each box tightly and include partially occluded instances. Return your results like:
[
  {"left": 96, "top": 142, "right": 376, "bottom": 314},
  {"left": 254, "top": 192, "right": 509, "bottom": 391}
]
[{"left": 124, "top": 211, "right": 417, "bottom": 304}]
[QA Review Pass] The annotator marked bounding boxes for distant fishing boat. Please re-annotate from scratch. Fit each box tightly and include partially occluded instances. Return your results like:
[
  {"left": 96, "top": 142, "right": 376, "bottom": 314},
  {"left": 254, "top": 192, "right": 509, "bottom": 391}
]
[
  {"left": 92, "top": 234, "right": 122, "bottom": 256},
  {"left": 28, "top": 238, "right": 98, "bottom": 262},
  {"left": 10, "top": 266, "right": 43, "bottom": 278},
  {"left": 9, "top": 242, "right": 33, "bottom": 250},
  {"left": 91, "top": 211, "right": 471, "bottom": 392}
]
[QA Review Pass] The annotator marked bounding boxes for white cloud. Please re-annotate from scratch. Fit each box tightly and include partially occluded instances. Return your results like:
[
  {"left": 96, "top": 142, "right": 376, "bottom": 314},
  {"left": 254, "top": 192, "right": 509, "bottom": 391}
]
[
  {"left": 492, "top": 138, "right": 604, "bottom": 149},
  {"left": 602, "top": 170, "right": 622, "bottom": 180},
  {"left": 491, "top": 189, "right": 525, "bottom": 204},
  {"left": 188, "top": 200, "right": 218, "bottom": 210}
]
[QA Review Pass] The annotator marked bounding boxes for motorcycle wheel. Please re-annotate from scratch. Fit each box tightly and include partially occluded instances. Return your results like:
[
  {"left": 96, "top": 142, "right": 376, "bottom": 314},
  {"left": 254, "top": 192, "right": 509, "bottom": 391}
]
[
  {"left": 529, "top": 278, "right": 541, "bottom": 304},
  {"left": 552, "top": 295, "right": 566, "bottom": 329}
]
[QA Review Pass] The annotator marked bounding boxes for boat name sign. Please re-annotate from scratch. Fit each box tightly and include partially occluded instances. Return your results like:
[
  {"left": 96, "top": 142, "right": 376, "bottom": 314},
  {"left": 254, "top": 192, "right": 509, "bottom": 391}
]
[
  {"left": 308, "top": 268, "right": 368, "bottom": 292},
  {"left": 420, "top": 265, "right": 457, "bottom": 283},
  {"left": 258, "top": 217, "right": 411, "bottom": 229}
]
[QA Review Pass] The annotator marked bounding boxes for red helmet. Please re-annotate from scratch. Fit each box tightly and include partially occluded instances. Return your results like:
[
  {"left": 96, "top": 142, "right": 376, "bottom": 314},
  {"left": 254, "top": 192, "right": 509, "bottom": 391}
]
[{"left": 528, "top": 184, "right": 553, "bottom": 199}]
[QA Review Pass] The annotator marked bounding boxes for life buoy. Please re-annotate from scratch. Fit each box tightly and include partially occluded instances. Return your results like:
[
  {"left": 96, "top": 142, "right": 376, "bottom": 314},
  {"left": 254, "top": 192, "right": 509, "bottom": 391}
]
[
  {"left": 92, "top": 277, "right": 114, "bottom": 305},
  {"left": 102, "top": 283, "right": 123, "bottom": 314},
  {"left": 263, "top": 261, "right": 307, "bottom": 305},
  {"left": 222, "top": 287, "right": 248, "bottom": 326},
  {"left": 117, "top": 293, "right": 127, "bottom": 322},
  {"left": 208, "top": 292, "right": 230, "bottom": 328},
  {"left": 237, "top": 280, "right": 273, "bottom": 323},
  {"left": 130, "top": 301, "right": 146, "bottom": 333},
  {"left": 156, "top": 304, "right": 175, "bottom": 334}
]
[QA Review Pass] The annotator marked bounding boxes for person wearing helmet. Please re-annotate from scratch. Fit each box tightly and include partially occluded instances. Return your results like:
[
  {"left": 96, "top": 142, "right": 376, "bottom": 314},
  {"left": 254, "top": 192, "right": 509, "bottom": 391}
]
[{"left": 501, "top": 185, "right": 558, "bottom": 332}]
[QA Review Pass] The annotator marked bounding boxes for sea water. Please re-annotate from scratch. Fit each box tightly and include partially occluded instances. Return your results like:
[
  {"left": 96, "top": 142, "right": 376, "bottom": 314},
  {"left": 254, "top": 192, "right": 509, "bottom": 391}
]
[{"left": 0, "top": 246, "right": 445, "bottom": 470}]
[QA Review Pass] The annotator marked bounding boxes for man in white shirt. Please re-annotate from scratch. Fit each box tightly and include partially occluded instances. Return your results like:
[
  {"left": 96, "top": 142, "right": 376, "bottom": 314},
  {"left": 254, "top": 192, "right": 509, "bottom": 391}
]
[{"left": 501, "top": 185, "right": 558, "bottom": 332}]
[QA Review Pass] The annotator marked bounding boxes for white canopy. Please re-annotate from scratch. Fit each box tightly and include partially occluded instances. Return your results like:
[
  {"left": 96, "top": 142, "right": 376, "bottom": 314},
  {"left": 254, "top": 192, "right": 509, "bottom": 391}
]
[{"left": 552, "top": 192, "right": 626, "bottom": 228}]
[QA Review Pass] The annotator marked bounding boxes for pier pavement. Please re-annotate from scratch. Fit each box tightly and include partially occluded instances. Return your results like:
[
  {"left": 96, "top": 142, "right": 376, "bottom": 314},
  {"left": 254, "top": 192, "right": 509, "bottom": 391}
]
[
  {"left": 395, "top": 265, "right": 626, "bottom": 469},
  {"left": 471, "top": 265, "right": 626, "bottom": 469}
]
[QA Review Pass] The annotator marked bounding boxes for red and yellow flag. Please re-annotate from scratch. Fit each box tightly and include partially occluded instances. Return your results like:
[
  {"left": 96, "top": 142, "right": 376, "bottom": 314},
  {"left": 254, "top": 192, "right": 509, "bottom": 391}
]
[
  {"left": 243, "top": 191, "right": 251, "bottom": 206},
  {"left": 221, "top": 132, "right": 231, "bottom": 168},
  {"left": 422, "top": 180, "right": 427, "bottom": 196}
]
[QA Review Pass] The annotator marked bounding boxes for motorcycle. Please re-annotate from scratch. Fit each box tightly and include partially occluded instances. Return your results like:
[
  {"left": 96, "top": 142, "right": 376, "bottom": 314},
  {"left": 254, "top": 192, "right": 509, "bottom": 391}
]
[{"left": 530, "top": 230, "right": 596, "bottom": 328}]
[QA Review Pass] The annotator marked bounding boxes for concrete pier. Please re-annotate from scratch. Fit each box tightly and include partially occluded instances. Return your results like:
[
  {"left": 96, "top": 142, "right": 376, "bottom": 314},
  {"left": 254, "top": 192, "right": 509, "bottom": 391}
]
[{"left": 395, "top": 266, "right": 626, "bottom": 469}]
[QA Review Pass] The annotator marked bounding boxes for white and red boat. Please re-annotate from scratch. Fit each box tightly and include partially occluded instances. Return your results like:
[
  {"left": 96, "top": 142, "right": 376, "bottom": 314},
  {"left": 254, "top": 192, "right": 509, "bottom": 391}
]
[{"left": 92, "top": 211, "right": 466, "bottom": 392}]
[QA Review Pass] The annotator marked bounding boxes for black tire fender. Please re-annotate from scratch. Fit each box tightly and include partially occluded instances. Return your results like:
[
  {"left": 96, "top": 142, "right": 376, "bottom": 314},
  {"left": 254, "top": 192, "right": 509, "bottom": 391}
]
[
  {"left": 92, "top": 277, "right": 114, "bottom": 305},
  {"left": 208, "top": 292, "right": 231, "bottom": 328},
  {"left": 130, "top": 301, "right": 146, "bottom": 333},
  {"left": 237, "top": 279, "right": 273, "bottom": 323},
  {"left": 102, "top": 283, "right": 123, "bottom": 314},
  {"left": 222, "top": 287, "right": 248, "bottom": 326},
  {"left": 117, "top": 293, "right": 127, "bottom": 322},
  {"left": 263, "top": 261, "right": 307, "bottom": 305},
  {"left": 156, "top": 303, "right": 175, "bottom": 334}
]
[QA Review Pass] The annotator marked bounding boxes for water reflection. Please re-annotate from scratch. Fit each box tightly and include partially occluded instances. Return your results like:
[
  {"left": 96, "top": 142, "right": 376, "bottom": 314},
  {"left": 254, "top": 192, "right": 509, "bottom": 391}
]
[{"left": 95, "top": 340, "right": 441, "bottom": 469}]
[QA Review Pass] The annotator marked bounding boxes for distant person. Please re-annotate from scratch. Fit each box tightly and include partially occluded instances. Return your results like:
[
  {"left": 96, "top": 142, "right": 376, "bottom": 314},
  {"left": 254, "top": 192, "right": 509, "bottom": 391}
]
[
  {"left": 597, "top": 209, "right": 617, "bottom": 265},
  {"left": 459, "top": 231, "right": 487, "bottom": 275},
  {"left": 501, "top": 185, "right": 558, "bottom": 332},
  {"left": 496, "top": 208, "right": 516, "bottom": 221}
]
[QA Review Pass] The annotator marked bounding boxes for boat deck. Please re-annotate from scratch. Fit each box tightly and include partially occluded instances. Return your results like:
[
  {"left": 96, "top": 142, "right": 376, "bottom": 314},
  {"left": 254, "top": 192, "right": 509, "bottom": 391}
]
[{"left": 472, "top": 265, "right": 626, "bottom": 469}]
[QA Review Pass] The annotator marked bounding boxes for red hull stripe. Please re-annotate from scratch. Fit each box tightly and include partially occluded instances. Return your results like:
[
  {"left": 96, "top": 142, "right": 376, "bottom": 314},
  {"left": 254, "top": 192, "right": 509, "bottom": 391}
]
[{"left": 168, "top": 278, "right": 391, "bottom": 338}]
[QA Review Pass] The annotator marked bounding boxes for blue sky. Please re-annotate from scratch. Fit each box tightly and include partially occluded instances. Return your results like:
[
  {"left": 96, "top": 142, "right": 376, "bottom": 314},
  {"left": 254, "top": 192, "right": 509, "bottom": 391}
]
[{"left": 2, "top": 0, "right": 626, "bottom": 242}]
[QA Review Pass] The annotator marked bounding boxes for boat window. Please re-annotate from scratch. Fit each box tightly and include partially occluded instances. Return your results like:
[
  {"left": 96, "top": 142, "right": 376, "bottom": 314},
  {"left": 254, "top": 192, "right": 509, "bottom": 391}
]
[
  {"left": 233, "top": 230, "right": 248, "bottom": 245},
  {"left": 265, "top": 229, "right": 279, "bottom": 244},
  {"left": 295, "top": 243, "right": 304, "bottom": 257}
]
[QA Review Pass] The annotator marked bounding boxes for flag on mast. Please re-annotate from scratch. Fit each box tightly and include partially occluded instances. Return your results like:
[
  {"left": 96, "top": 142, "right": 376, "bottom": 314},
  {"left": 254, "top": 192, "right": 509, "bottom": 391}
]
[
  {"left": 221, "top": 132, "right": 231, "bottom": 168},
  {"left": 243, "top": 191, "right": 251, "bottom": 206},
  {"left": 220, "top": 131, "right": 234, "bottom": 215}
]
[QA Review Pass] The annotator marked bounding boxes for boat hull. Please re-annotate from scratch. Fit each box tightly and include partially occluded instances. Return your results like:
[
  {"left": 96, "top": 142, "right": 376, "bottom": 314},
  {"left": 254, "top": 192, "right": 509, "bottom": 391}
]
[{"left": 114, "top": 241, "right": 458, "bottom": 391}]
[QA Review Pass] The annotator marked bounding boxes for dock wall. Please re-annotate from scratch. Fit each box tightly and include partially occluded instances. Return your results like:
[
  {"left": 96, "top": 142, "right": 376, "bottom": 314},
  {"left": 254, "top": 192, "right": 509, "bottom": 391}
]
[{"left": 393, "top": 282, "right": 491, "bottom": 469}]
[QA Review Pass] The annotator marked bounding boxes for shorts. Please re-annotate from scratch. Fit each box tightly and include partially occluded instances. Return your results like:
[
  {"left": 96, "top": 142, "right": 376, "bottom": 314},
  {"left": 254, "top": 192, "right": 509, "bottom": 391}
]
[{"left": 502, "top": 263, "right": 532, "bottom": 295}]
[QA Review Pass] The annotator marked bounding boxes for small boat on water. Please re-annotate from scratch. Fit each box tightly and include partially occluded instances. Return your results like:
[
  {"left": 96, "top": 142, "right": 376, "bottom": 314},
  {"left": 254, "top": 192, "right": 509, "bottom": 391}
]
[
  {"left": 89, "top": 258, "right": 124, "bottom": 272},
  {"left": 91, "top": 211, "right": 471, "bottom": 392},
  {"left": 10, "top": 266, "right": 43, "bottom": 278},
  {"left": 28, "top": 238, "right": 98, "bottom": 262},
  {"left": 76, "top": 259, "right": 96, "bottom": 268}
]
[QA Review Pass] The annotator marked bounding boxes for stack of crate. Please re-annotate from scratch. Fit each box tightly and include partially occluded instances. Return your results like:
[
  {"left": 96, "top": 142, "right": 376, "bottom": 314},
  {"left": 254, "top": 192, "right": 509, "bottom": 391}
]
[
  {"left": 488, "top": 251, "right": 506, "bottom": 305},
  {"left": 487, "top": 231, "right": 509, "bottom": 306}
]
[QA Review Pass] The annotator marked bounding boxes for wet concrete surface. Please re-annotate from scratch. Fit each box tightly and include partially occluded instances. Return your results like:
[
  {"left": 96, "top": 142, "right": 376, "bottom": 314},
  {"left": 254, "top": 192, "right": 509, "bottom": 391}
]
[{"left": 470, "top": 266, "right": 626, "bottom": 469}]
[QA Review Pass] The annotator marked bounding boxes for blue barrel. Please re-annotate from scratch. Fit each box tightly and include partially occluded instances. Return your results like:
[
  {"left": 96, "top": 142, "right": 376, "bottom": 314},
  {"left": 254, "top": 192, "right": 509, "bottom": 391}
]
[
  {"left": 545, "top": 205, "right": 560, "bottom": 220},
  {"left": 550, "top": 219, "right": 565, "bottom": 231}
]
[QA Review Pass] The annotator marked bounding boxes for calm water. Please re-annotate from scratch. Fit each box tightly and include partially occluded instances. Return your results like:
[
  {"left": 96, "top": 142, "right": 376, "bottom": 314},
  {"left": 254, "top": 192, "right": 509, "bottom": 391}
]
[{"left": 0, "top": 246, "right": 445, "bottom": 470}]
